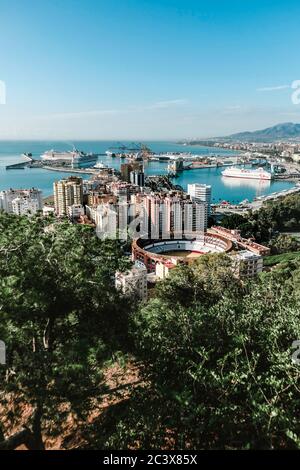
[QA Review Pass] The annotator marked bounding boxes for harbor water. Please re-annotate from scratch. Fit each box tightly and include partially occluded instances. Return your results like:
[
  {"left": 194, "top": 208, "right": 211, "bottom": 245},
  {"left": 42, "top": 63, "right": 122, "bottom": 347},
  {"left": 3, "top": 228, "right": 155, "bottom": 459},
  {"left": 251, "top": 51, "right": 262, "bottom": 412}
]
[{"left": 0, "top": 140, "right": 295, "bottom": 202}]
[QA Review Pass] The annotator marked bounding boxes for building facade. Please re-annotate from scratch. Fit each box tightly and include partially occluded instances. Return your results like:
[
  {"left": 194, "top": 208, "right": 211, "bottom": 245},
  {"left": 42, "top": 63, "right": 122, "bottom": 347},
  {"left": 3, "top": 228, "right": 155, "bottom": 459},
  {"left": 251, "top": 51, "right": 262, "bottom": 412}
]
[
  {"left": 140, "top": 191, "right": 208, "bottom": 239},
  {"left": 187, "top": 183, "right": 211, "bottom": 215},
  {"left": 120, "top": 162, "right": 143, "bottom": 183},
  {"left": 53, "top": 177, "right": 83, "bottom": 216},
  {"left": 87, "top": 201, "right": 137, "bottom": 239},
  {"left": 232, "top": 250, "right": 263, "bottom": 277},
  {"left": 115, "top": 262, "right": 147, "bottom": 300},
  {"left": 130, "top": 169, "right": 145, "bottom": 188},
  {"left": 0, "top": 188, "right": 43, "bottom": 215},
  {"left": 67, "top": 204, "right": 84, "bottom": 221}
]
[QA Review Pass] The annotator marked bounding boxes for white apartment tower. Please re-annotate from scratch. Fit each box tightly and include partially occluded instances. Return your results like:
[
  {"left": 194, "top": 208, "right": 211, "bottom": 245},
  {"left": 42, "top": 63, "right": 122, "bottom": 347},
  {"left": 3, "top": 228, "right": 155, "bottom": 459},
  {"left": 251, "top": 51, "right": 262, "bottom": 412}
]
[
  {"left": 11, "top": 197, "right": 40, "bottom": 216},
  {"left": 87, "top": 201, "right": 137, "bottom": 240},
  {"left": 187, "top": 184, "right": 212, "bottom": 214},
  {"left": 140, "top": 192, "right": 208, "bottom": 239},
  {"left": 0, "top": 188, "right": 43, "bottom": 215}
]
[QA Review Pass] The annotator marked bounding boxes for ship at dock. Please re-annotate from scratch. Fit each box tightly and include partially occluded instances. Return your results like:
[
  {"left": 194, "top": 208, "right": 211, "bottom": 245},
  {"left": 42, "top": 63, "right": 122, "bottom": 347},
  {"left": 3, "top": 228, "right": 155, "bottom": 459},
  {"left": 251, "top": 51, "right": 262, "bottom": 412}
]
[
  {"left": 222, "top": 167, "right": 273, "bottom": 180},
  {"left": 40, "top": 148, "right": 99, "bottom": 168},
  {"left": 93, "top": 161, "right": 109, "bottom": 170}
]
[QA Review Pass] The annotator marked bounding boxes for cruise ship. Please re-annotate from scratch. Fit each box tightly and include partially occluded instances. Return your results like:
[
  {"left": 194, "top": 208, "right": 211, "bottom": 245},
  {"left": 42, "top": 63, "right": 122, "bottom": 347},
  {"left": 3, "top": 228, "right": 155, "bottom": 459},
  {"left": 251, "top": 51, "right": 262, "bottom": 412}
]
[
  {"left": 222, "top": 167, "right": 272, "bottom": 180},
  {"left": 40, "top": 148, "right": 98, "bottom": 168}
]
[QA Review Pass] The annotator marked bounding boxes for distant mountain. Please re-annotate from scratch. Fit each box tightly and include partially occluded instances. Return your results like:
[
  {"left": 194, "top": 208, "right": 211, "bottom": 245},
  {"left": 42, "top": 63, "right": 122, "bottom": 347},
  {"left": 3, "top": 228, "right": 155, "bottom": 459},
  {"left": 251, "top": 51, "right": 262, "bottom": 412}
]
[{"left": 227, "top": 122, "right": 300, "bottom": 142}]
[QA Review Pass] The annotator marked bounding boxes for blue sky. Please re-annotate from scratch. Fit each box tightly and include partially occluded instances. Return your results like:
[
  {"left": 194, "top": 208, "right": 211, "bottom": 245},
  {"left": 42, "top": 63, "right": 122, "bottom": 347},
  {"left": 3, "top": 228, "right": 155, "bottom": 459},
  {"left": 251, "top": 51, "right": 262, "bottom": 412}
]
[{"left": 0, "top": 0, "right": 300, "bottom": 139}]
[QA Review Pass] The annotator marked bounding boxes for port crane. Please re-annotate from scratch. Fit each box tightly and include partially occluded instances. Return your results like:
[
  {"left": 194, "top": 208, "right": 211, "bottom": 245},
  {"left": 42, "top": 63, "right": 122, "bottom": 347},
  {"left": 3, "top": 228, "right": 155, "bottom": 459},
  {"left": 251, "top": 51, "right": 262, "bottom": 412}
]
[
  {"left": 107, "top": 142, "right": 128, "bottom": 152},
  {"left": 107, "top": 142, "right": 152, "bottom": 159}
]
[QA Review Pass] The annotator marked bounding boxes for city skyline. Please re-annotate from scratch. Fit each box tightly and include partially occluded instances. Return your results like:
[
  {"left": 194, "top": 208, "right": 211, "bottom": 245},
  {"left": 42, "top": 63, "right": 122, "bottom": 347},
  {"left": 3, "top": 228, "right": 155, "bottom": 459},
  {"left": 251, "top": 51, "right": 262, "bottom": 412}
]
[{"left": 1, "top": 0, "right": 300, "bottom": 139}]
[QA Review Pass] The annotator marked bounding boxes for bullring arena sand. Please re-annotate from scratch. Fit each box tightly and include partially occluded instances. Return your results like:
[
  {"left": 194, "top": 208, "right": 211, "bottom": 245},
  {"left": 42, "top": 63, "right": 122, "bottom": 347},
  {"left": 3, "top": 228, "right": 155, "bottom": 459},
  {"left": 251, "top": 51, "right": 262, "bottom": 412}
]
[{"left": 163, "top": 250, "right": 204, "bottom": 259}]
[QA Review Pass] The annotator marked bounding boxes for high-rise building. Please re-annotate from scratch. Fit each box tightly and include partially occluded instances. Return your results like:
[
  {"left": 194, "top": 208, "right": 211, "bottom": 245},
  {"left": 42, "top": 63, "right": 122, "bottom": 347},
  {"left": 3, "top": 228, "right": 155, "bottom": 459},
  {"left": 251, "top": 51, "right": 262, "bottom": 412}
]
[
  {"left": 11, "top": 197, "right": 40, "bottom": 216},
  {"left": 87, "top": 201, "right": 137, "bottom": 240},
  {"left": 0, "top": 188, "right": 43, "bottom": 215},
  {"left": 53, "top": 177, "right": 83, "bottom": 216},
  {"left": 140, "top": 192, "right": 207, "bottom": 239},
  {"left": 187, "top": 183, "right": 212, "bottom": 214},
  {"left": 130, "top": 169, "right": 145, "bottom": 188},
  {"left": 121, "top": 162, "right": 143, "bottom": 183}
]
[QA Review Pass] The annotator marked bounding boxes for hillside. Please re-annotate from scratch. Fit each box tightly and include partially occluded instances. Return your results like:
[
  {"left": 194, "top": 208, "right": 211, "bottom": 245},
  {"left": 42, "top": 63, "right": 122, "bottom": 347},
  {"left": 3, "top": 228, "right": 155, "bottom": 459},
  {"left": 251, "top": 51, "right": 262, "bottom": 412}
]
[{"left": 227, "top": 122, "right": 300, "bottom": 142}]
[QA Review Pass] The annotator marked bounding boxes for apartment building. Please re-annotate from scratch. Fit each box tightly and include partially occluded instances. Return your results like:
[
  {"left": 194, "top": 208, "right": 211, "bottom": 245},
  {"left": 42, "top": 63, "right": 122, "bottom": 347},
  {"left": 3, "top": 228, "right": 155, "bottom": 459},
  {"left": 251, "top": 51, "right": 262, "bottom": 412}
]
[
  {"left": 53, "top": 177, "right": 83, "bottom": 216},
  {"left": 187, "top": 183, "right": 211, "bottom": 214},
  {"left": 0, "top": 188, "right": 43, "bottom": 215},
  {"left": 115, "top": 262, "right": 147, "bottom": 300},
  {"left": 232, "top": 250, "right": 263, "bottom": 277},
  {"left": 140, "top": 192, "right": 208, "bottom": 239},
  {"left": 87, "top": 201, "right": 137, "bottom": 239}
]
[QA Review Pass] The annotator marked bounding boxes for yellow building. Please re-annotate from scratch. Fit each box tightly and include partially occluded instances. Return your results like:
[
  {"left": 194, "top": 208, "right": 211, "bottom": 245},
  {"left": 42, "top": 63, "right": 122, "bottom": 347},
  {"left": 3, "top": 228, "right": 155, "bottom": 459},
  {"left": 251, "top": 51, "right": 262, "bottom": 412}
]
[{"left": 53, "top": 177, "right": 83, "bottom": 216}]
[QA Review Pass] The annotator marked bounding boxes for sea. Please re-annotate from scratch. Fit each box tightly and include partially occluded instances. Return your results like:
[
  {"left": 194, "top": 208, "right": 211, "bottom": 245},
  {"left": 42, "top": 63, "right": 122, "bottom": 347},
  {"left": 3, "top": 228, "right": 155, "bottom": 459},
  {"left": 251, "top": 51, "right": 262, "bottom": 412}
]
[{"left": 0, "top": 140, "right": 295, "bottom": 203}]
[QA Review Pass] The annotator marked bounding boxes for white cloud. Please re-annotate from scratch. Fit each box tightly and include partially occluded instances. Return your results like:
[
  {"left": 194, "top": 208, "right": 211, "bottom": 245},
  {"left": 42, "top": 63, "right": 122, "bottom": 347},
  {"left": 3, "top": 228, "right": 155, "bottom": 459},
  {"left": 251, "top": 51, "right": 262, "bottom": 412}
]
[
  {"left": 278, "top": 111, "right": 300, "bottom": 117},
  {"left": 145, "top": 99, "right": 188, "bottom": 110},
  {"left": 37, "top": 109, "right": 123, "bottom": 120},
  {"left": 256, "top": 85, "right": 290, "bottom": 92},
  {"left": 226, "top": 105, "right": 241, "bottom": 109},
  {"left": 221, "top": 105, "right": 243, "bottom": 115},
  {"left": 34, "top": 99, "right": 188, "bottom": 121}
]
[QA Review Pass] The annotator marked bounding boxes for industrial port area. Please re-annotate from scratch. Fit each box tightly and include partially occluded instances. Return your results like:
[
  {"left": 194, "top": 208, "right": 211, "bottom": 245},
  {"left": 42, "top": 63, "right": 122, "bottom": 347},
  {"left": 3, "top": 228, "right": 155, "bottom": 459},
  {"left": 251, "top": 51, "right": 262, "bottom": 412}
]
[{"left": 5, "top": 141, "right": 300, "bottom": 185}]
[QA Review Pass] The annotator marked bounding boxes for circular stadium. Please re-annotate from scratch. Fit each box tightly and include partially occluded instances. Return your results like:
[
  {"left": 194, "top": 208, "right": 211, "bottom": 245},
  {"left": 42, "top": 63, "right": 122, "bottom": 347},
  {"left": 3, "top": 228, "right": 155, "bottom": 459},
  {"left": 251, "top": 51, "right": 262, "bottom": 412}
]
[{"left": 132, "top": 232, "right": 233, "bottom": 272}]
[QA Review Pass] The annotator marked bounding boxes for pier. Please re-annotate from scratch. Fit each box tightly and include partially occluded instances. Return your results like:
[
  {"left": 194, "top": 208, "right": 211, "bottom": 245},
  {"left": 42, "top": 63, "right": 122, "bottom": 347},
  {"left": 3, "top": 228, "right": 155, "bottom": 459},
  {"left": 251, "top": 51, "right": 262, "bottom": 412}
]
[
  {"left": 5, "top": 154, "right": 42, "bottom": 170},
  {"left": 273, "top": 173, "right": 300, "bottom": 181},
  {"left": 184, "top": 161, "right": 248, "bottom": 170},
  {"left": 43, "top": 166, "right": 100, "bottom": 175},
  {"left": 6, "top": 162, "right": 30, "bottom": 170}
]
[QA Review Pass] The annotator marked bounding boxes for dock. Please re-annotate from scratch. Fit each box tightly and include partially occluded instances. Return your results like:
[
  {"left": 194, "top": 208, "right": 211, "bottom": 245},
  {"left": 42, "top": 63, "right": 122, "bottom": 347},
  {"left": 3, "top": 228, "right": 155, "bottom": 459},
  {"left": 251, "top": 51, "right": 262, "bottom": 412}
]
[
  {"left": 273, "top": 173, "right": 300, "bottom": 181},
  {"left": 6, "top": 161, "right": 30, "bottom": 170},
  {"left": 43, "top": 166, "right": 100, "bottom": 175},
  {"left": 6, "top": 153, "right": 41, "bottom": 170},
  {"left": 213, "top": 185, "right": 300, "bottom": 215}
]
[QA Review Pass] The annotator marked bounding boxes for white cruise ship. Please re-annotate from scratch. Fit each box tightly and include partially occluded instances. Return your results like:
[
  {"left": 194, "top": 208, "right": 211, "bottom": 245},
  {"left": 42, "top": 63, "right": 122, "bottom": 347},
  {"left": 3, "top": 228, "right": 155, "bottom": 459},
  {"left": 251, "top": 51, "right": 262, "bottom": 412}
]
[
  {"left": 222, "top": 167, "right": 272, "bottom": 180},
  {"left": 40, "top": 148, "right": 98, "bottom": 168}
]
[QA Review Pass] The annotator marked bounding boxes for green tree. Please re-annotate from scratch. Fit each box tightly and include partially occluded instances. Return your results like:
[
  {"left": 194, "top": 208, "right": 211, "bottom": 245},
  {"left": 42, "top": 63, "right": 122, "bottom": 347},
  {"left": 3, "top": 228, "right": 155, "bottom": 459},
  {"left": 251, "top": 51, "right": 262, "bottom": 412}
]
[
  {"left": 269, "top": 234, "right": 300, "bottom": 254},
  {"left": 0, "top": 213, "right": 131, "bottom": 449},
  {"left": 220, "top": 193, "right": 300, "bottom": 243},
  {"left": 125, "top": 258, "right": 300, "bottom": 449}
]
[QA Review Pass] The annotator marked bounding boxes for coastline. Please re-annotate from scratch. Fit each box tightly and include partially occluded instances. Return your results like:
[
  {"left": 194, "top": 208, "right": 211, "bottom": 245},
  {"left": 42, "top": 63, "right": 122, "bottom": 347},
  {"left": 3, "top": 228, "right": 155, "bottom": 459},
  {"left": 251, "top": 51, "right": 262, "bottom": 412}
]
[{"left": 0, "top": 141, "right": 296, "bottom": 202}]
